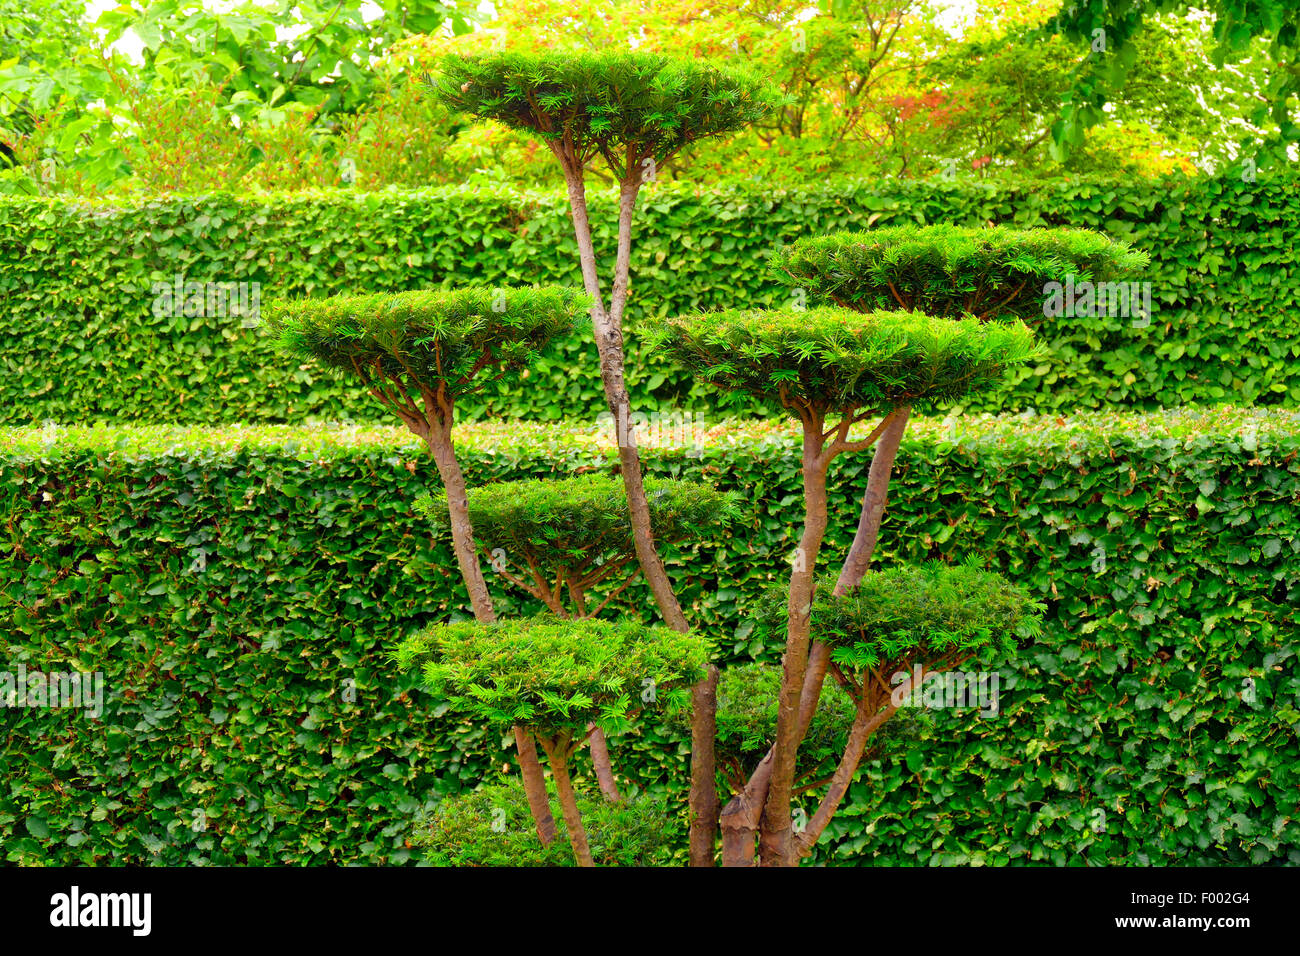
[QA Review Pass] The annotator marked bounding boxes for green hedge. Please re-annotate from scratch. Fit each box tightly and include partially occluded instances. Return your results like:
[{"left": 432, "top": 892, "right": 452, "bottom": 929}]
[
  {"left": 3, "top": 173, "right": 1298, "bottom": 426},
  {"left": 2, "top": 407, "right": 1296, "bottom": 865}
]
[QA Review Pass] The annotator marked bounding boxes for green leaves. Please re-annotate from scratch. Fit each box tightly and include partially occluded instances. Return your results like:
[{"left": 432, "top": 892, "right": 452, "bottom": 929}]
[
  {"left": 648, "top": 306, "right": 1040, "bottom": 416},
  {"left": 1, "top": 408, "right": 1297, "bottom": 864},
  {"left": 395, "top": 615, "right": 711, "bottom": 735},
  {"left": 432, "top": 51, "right": 781, "bottom": 176}
]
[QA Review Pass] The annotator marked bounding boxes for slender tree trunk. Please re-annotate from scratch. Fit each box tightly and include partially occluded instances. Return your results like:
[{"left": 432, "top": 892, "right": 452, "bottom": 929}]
[
  {"left": 513, "top": 726, "right": 559, "bottom": 845},
  {"left": 420, "top": 419, "right": 558, "bottom": 845},
  {"left": 424, "top": 423, "right": 495, "bottom": 623},
  {"left": 568, "top": 577, "right": 623, "bottom": 803},
  {"left": 558, "top": 157, "right": 717, "bottom": 862},
  {"left": 836, "top": 406, "right": 911, "bottom": 593},
  {"left": 793, "top": 687, "right": 900, "bottom": 859},
  {"left": 759, "top": 424, "right": 830, "bottom": 866},
  {"left": 587, "top": 724, "right": 622, "bottom": 802},
  {"left": 689, "top": 665, "right": 719, "bottom": 866},
  {"left": 539, "top": 735, "right": 595, "bottom": 867}
]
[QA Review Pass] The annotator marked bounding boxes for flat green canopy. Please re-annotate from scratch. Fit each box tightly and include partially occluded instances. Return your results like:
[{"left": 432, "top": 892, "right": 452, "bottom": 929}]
[
  {"left": 648, "top": 306, "right": 1039, "bottom": 416},
  {"left": 396, "top": 615, "right": 711, "bottom": 734},
  {"left": 416, "top": 475, "right": 738, "bottom": 571},
  {"left": 770, "top": 224, "right": 1149, "bottom": 320},
  {"left": 431, "top": 51, "right": 780, "bottom": 172},
  {"left": 264, "top": 285, "right": 589, "bottom": 402}
]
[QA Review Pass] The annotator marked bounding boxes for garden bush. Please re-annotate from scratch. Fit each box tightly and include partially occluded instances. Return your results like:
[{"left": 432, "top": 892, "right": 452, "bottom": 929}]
[
  {"left": 3, "top": 172, "right": 1298, "bottom": 426},
  {"left": 2, "top": 407, "right": 1296, "bottom": 865}
]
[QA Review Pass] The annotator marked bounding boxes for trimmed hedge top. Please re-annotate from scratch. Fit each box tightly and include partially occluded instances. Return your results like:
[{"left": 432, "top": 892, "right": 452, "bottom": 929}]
[
  {"left": 770, "top": 224, "right": 1149, "bottom": 320},
  {"left": 394, "top": 615, "right": 710, "bottom": 734},
  {"left": 415, "top": 475, "right": 738, "bottom": 570},
  {"left": 805, "top": 561, "right": 1046, "bottom": 669},
  {"left": 264, "top": 285, "right": 589, "bottom": 403},
  {"left": 431, "top": 52, "right": 779, "bottom": 174},
  {"left": 648, "top": 306, "right": 1040, "bottom": 416},
  {"left": 3, "top": 406, "right": 1294, "bottom": 463}
]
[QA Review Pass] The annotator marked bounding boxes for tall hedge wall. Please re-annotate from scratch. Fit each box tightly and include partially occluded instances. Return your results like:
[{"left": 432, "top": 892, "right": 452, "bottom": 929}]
[
  {"left": 3, "top": 173, "right": 1298, "bottom": 426},
  {"left": 3, "top": 408, "right": 1297, "bottom": 865}
]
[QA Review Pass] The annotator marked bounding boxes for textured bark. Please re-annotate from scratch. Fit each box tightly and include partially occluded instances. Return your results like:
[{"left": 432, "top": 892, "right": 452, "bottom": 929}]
[
  {"left": 540, "top": 735, "right": 594, "bottom": 867},
  {"left": 689, "top": 665, "right": 719, "bottom": 866},
  {"left": 793, "top": 685, "right": 900, "bottom": 859},
  {"left": 836, "top": 405, "right": 911, "bottom": 593},
  {"left": 758, "top": 424, "right": 830, "bottom": 866},
  {"left": 424, "top": 424, "right": 495, "bottom": 624},
  {"left": 513, "top": 726, "right": 559, "bottom": 845},
  {"left": 587, "top": 724, "right": 622, "bottom": 802}
]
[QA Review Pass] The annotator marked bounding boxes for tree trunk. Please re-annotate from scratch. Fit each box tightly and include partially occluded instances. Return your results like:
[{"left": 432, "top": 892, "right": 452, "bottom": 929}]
[
  {"left": 558, "top": 157, "right": 718, "bottom": 862},
  {"left": 835, "top": 405, "right": 911, "bottom": 593},
  {"left": 689, "top": 665, "right": 719, "bottom": 866},
  {"left": 421, "top": 420, "right": 558, "bottom": 845},
  {"left": 758, "top": 424, "right": 830, "bottom": 866},
  {"left": 513, "top": 726, "right": 559, "bottom": 845},
  {"left": 540, "top": 735, "right": 594, "bottom": 867},
  {"left": 587, "top": 724, "right": 622, "bottom": 802}
]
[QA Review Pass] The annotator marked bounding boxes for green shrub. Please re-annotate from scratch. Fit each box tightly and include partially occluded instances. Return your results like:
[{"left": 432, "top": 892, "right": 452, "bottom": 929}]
[
  {"left": 415, "top": 475, "right": 739, "bottom": 573},
  {"left": 264, "top": 285, "right": 588, "bottom": 402},
  {"left": 413, "top": 778, "right": 685, "bottom": 867},
  {"left": 805, "top": 560, "right": 1046, "bottom": 664},
  {"left": 4, "top": 175, "right": 1298, "bottom": 425},
  {"left": 432, "top": 52, "right": 779, "bottom": 171},
  {"left": 394, "top": 615, "right": 710, "bottom": 735},
  {"left": 2, "top": 407, "right": 1296, "bottom": 865}
]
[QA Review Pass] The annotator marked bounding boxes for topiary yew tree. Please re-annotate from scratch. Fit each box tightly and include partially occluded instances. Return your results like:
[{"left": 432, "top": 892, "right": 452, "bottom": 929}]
[
  {"left": 769, "top": 225, "right": 1150, "bottom": 595},
  {"left": 266, "top": 284, "right": 589, "bottom": 846},
  {"left": 416, "top": 474, "right": 737, "bottom": 801},
  {"left": 649, "top": 304, "right": 1042, "bottom": 865},
  {"left": 431, "top": 55, "right": 781, "bottom": 864}
]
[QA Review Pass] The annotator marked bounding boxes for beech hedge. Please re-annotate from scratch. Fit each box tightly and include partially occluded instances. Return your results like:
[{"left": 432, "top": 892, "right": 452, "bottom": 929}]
[
  {"left": 2, "top": 173, "right": 1298, "bottom": 426},
  {"left": 2, "top": 407, "right": 1297, "bottom": 865}
]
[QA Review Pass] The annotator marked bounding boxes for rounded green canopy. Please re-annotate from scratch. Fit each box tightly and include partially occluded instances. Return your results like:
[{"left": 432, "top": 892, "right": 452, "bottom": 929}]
[{"left": 770, "top": 224, "right": 1148, "bottom": 321}]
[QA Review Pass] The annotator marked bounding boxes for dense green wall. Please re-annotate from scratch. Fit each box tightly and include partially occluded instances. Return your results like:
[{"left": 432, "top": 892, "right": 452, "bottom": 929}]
[
  {"left": 3, "top": 408, "right": 1296, "bottom": 865},
  {"left": 3, "top": 173, "right": 1298, "bottom": 426}
]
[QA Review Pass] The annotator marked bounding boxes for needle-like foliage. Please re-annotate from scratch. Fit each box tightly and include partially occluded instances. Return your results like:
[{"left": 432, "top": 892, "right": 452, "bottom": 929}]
[
  {"left": 647, "top": 306, "right": 1040, "bottom": 417},
  {"left": 430, "top": 51, "right": 781, "bottom": 177},
  {"left": 395, "top": 615, "right": 711, "bottom": 735},
  {"left": 812, "top": 560, "right": 1045, "bottom": 669},
  {"left": 263, "top": 286, "right": 589, "bottom": 413},
  {"left": 416, "top": 475, "right": 739, "bottom": 572},
  {"left": 412, "top": 779, "right": 684, "bottom": 867},
  {"left": 769, "top": 224, "right": 1149, "bottom": 320}
]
